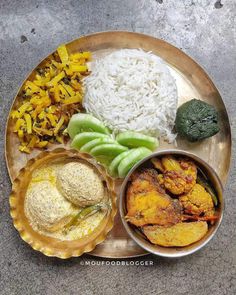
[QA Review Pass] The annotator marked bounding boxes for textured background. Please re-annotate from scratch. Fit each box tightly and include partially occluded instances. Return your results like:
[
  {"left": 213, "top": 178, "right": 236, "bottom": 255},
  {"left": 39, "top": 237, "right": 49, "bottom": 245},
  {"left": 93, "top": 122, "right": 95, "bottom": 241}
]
[{"left": 0, "top": 0, "right": 235, "bottom": 294}]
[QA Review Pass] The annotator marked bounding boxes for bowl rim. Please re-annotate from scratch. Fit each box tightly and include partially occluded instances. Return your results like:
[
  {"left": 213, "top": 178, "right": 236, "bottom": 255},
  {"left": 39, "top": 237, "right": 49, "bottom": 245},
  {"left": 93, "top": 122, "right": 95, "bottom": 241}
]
[
  {"left": 9, "top": 148, "right": 117, "bottom": 259},
  {"left": 119, "top": 149, "right": 224, "bottom": 258}
]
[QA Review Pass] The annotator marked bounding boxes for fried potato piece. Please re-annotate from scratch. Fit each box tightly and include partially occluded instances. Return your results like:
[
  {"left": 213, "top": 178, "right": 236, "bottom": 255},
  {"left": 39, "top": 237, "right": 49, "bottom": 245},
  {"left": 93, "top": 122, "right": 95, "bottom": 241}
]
[
  {"left": 179, "top": 183, "right": 214, "bottom": 216},
  {"left": 10, "top": 45, "right": 91, "bottom": 153},
  {"left": 125, "top": 169, "right": 182, "bottom": 227},
  {"left": 152, "top": 156, "right": 197, "bottom": 195},
  {"left": 143, "top": 221, "right": 208, "bottom": 247}
]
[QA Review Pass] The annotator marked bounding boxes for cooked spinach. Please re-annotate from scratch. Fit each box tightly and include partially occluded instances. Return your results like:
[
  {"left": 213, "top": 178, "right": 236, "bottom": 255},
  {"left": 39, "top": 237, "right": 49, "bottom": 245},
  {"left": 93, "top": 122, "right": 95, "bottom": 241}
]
[{"left": 175, "top": 99, "right": 220, "bottom": 142}]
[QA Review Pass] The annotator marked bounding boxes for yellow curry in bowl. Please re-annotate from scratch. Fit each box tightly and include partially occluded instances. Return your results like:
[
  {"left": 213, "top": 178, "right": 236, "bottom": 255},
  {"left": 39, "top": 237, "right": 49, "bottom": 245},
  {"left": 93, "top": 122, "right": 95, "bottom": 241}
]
[
  {"left": 24, "top": 160, "right": 110, "bottom": 241},
  {"left": 124, "top": 154, "right": 219, "bottom": 248},
  {"left": 9, "top": 149, "right": 116, "bottom": 258}
]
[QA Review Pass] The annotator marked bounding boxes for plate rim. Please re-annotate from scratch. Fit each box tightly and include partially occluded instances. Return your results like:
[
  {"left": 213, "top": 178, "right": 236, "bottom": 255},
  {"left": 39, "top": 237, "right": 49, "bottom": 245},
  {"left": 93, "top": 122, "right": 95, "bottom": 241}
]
[
  {"left": 4, "top": 30, "right": 232, "bottom": 258},
  {"left": 5, "top": 30, "right": 232, "bottom": 184}
]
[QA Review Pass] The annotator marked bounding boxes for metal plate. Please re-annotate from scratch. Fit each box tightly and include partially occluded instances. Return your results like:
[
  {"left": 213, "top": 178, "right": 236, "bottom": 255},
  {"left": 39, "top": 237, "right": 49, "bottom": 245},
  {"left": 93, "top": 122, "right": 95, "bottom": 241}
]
[{"left": 5, "top": 31, "right": 231, "bottom": 258}]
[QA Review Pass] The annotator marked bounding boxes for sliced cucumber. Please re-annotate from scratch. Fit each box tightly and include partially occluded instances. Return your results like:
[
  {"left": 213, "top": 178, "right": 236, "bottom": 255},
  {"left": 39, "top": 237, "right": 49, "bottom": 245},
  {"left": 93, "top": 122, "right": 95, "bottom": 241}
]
[
  {"left": 90, "top": 144, "right": 128, "bottom": 159},
  {"left": 95, "top": 156, "right": 115, "bottom": 167},
  {"left": 118, "top": 147, "right": 152, "bottom": 178},
  {"left": 71, "top": 132, "right": 109, "bottom": 149},
  {"left": 80, "top": 137, "right": 115, "bottom": 153},
  {"left": 109, "top": 150, "right": 133, "bottom": 177},
  {"left": 116, "top": 131, "right": 158, "bottom": 151},
  {"left": 68, "top": 113, "right": 110, "bottom": 138}
]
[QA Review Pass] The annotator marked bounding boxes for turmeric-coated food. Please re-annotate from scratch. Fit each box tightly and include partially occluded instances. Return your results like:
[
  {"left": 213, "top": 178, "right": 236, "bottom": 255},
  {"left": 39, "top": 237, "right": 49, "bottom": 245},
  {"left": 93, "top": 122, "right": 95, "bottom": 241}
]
[
  {"left": 152, "top": 156, "right": 197, "bottom": 194},
  {"left": 125, "top": 154, "right": 219, "bottom": 248},
  {"left": 179, "top": 183, "right": 214, "bottom": 216},
  {"left": 143, "top": 221, "right": 208, "bottom": 247},
  {"left": 11, "top": 44, "right": 91, "bottom": 153},
  {"left": 125, "top": 169, "right": 182, "bottom": 227}
]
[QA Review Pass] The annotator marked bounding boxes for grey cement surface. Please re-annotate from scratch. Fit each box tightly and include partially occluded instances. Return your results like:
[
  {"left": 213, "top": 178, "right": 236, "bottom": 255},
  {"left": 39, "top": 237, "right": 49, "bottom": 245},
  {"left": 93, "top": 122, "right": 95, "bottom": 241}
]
[{"left": 0, "top": 0, "right": 236, "bottom": 294}]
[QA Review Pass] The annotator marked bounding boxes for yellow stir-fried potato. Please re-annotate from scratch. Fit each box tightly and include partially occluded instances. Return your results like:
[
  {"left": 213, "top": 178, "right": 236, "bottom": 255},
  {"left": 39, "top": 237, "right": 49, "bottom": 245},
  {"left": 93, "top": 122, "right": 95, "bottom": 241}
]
[
  {"left": 143, "top": 221, "right": 208, "bottom": 247},
  {"left": 11, "top": 45, "right": 91, "bottom": 153}
]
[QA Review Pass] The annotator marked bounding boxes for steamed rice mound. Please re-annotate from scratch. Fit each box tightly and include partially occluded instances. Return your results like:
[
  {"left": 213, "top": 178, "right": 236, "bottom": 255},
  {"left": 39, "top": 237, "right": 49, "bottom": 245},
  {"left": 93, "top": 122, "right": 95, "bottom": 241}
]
[
  {"left": 56, "top": 162, "right": 104, "bottom": 207},
  {"left": 83, "top": 49, "right": 178, "bottom": 142}
]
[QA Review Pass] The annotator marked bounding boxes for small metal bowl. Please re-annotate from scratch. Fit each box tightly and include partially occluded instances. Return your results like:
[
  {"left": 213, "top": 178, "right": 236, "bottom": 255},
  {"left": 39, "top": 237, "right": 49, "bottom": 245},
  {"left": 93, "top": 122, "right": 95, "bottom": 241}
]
[
  {"left": 119, "top": 150, "right": 224, "bottom": 258},
  {"left": 10, "top": 148, "right": 117, "bottom": 259}
]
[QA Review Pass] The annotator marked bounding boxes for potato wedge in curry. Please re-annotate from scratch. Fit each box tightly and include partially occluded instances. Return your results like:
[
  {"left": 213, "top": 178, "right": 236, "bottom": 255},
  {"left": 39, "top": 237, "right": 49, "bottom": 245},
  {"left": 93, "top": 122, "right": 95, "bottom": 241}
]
[{"left": 143, "top": 221, "right": 208, "bottom": 247}]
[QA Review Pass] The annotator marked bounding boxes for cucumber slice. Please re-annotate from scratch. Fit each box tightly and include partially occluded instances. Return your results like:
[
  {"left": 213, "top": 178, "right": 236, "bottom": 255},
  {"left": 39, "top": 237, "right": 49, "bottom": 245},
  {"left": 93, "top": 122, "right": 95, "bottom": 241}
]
[
  {"left": 109, "top": 150, "right": 133, "bottom": 177},
  {"left": 80, "top": 137, "right": 115, "bottom": 153},
  {"left": 95, "top": 156, "right": 115, "bottom": 167},
  {"left": 90, "top": 144, "right": 128, "bottom": 159},
  {"left": 118, "top": 147, "right": 152, "bottom": 178},
  {"left": 116, "top": 131, "right": 158, "bottom": 151},
  {"left": 71, "top": 132, "right": 109, "bottom": 149},
  {"left": 68, "top": 113, "right": 110, "bottom": 138}
]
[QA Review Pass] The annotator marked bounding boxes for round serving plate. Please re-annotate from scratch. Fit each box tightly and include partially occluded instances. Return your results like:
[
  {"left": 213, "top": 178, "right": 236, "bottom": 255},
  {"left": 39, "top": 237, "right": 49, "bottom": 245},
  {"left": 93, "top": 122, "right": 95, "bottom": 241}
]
[{"left": 5, "top": 31, "right": 231, "bottom": 258}]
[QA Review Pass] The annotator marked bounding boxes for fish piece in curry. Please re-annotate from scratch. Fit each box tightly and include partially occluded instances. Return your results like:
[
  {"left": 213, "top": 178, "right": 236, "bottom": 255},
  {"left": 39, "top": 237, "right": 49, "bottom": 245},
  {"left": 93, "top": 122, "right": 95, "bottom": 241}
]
[{"left": 125, "top": 169, "right": 182, "bottom": 227}]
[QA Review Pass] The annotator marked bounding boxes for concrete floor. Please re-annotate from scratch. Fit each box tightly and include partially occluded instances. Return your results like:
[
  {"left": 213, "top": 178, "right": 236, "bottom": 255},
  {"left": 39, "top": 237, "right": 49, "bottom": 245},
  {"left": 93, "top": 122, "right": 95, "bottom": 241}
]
[{"left": 0, "top": 0, "right": 236, "bottom": 294}]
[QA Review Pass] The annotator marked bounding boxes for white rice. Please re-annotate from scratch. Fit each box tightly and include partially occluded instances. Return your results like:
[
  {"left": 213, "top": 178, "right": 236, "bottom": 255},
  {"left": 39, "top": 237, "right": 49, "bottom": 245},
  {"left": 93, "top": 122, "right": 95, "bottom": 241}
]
[{"left": 83, "top": 49, "right": 178, "bottom": 142}]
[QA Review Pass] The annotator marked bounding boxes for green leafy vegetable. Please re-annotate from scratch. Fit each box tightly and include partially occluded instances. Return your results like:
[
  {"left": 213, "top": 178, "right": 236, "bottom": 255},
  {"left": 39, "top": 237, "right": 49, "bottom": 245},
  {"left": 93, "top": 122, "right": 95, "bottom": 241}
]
[{"left": 175, "top": 99, "right": 220, "bottom": 142}]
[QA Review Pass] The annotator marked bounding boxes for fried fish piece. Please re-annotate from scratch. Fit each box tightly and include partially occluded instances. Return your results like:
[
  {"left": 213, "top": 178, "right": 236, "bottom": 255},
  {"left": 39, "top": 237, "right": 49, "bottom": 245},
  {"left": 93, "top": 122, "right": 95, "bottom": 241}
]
[
  {"left": 152, "top": 156, "right": 197, "bottom": 195},
  {"left": 125, "top": 169, "right": 182, "bottom": 227},
  {"left": 143, "top": 221, "right": 208, "bottom": 247},
  {"left": 179, "top": 183, "right": 214, "bottom": 216}
]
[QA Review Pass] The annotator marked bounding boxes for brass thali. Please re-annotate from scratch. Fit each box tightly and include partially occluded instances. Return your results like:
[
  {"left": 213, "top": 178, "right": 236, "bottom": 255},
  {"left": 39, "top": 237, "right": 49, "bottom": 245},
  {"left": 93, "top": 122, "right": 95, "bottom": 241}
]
[{"left": 5, "top": 31, "right": 231, "bottom": 258}]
